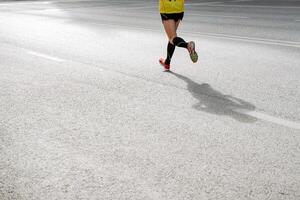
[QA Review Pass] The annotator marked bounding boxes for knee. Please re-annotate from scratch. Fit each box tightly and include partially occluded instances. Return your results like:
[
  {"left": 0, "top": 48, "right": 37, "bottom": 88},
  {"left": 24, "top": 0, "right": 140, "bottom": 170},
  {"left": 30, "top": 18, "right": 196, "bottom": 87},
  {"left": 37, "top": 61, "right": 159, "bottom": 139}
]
[{"left": 169, "top": 35, "right": 177, "bottom": 44}]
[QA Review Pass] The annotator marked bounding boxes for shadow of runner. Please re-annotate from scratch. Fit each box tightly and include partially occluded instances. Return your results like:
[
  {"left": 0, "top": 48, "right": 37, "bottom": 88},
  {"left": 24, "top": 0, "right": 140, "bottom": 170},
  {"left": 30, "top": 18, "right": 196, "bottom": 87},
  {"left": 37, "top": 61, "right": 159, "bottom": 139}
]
[{"left": 169, "top": 71, "right": 257, "bottom": 123}]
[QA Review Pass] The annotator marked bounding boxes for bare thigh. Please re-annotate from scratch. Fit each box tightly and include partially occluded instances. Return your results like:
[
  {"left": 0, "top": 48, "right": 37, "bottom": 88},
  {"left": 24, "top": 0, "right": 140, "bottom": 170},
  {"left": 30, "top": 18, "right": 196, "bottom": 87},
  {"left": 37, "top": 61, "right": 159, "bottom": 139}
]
[
  {"left": 162, "top": 20, "right": 177, "bottom": 43},
  {"left": 175, "top": 20, "right": 181, "bottom": 31}
]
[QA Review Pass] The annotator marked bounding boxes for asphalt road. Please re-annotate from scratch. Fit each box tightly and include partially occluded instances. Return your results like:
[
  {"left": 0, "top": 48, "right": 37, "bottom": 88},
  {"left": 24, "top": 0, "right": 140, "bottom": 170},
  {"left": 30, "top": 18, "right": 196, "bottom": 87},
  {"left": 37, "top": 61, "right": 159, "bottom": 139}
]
[{"left": 0, "top": 0, "right": 300, "bottom": 199}]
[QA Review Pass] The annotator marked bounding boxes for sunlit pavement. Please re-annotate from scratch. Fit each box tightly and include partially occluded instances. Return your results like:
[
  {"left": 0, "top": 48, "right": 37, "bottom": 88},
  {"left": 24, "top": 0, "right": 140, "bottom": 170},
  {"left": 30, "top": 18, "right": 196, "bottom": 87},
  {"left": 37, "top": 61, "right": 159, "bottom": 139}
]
[{"left": 0, "top": 0, "right": 300, "bottom": 199}]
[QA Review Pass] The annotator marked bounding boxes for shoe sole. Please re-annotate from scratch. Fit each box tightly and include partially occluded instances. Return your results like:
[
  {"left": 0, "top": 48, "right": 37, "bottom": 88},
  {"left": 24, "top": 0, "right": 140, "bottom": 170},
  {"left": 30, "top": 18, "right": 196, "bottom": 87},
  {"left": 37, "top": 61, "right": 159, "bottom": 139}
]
[{"left": 189, "top": 41, "right": 198, "bottom": 63}]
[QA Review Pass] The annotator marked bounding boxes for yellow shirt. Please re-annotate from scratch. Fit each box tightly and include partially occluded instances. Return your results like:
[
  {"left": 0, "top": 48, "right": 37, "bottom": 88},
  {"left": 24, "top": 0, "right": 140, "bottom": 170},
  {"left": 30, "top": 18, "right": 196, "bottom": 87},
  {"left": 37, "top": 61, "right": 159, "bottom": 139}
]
[{"left": 159, "top": 0, "right": 184, "bottom": 14}]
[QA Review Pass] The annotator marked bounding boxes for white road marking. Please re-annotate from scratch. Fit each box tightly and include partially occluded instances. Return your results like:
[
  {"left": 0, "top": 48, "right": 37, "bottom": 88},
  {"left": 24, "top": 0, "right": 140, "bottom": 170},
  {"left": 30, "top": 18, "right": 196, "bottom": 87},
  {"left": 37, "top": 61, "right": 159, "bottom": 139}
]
[
  {"left": 230, "top": 0, "right": 253, "bottom": 2},
  {"left": 79, "top": 21, "right": 300, "bottom": 48},
  {"left": 187, "top": 13, "right": 249, "bottom": 19},
  {"left": 185, "top": 1, "right": 224, "bottom": 6},
  {"left": 182, "top": 31, "right": 300, "bottom": 48},
  {"left": 0, "top": 1, "right": 51, "bottom": 6},
  {"left": 77, "top": 56, "right": 300, "bottom": 131},
  {"left": 27, "top": 50, "right": 65, "bottom": 62},
  {"left": 198, "top": 4, "right": 300, "bottom": 9},
  {"left": 139, "top": 10, "right": 249, "bottom": 19},
  {"left": 112, "top": 5, "right": 157, "bottom": 10},
  {"left": 235, "top": 109, "right": 300, "bottom": 130},
  {"left": 22, "top": 47, "right": 300, "bottom": 131}
]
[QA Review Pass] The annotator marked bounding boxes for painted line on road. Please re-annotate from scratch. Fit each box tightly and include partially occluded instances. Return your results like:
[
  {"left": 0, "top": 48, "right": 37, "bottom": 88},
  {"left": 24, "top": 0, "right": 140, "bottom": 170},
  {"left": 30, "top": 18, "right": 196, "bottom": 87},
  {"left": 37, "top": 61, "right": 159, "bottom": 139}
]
[
  {"left": 12, "top": 40, "right": 300, "bottom": 131},
  {"left": 183, "top": 31, "right": 300, "bottom": 48},
  {"left": 187, "top": 13, "right": 249, "bottom": 19},
  {"left": 197, "top": 4, "right": 300, "bottom": 9},
  {"left": 86, "top": 61, "right": 300, "bottom": 131},
  {"left": 27, "top": 50, "right": 65, "bottom": 62},
  {"left": 91, "top": 61, "right": 300, "bottom": 131},
  {"left": 23, "top": 47, "right": 300, "bottom": 131},
  {"left": 234, "top": 109, "right": 300, "bottom": 130},
  {"left": 80, "top": 21, "right": 300, "bottom": 48},
  {"left": 229, "top": 0, "right": 253, "bottom": 2},
  {"left": 138, "top": 9, "right": 249, "bottom": 19},
  {"left": 185, "top": 1, "right": 225, "bottom": 6},
  {"left": 184, "top": 0, "right": 300, "bottom": 9},
  {"left": 110, "top": 5, "right": 157, "bottom": 10},
  {"left": 0, "top": 1, "right": 51, "bottom": 6}
]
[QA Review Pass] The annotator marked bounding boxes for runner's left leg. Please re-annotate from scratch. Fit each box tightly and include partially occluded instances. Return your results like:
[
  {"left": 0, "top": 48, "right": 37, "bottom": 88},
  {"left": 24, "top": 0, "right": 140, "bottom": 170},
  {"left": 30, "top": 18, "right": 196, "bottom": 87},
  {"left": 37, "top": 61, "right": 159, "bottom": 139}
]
[
  {"left": 173, "top": 20, "right": 198, "bottom": 63},
  {"left": 161, "top": 20, "right": 177, "bottom": 68}
]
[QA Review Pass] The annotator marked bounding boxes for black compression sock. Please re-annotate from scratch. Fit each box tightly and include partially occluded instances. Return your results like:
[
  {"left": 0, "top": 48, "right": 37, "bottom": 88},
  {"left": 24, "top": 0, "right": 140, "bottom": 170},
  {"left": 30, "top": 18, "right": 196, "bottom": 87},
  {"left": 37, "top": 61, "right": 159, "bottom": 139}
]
[
  {"left": 165, "top": 42, "right": 175, "bottom": 65},
  {"left": 173, "top": 37, "right": 188, "bottom": 48}
]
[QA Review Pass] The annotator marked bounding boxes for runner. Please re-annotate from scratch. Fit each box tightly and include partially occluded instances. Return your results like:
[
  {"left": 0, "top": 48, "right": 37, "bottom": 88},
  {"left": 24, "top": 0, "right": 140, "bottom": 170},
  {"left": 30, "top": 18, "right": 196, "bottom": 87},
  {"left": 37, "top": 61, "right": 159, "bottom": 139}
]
[{"left": 159, "top": 0, "right": 198, "bottom": 71}]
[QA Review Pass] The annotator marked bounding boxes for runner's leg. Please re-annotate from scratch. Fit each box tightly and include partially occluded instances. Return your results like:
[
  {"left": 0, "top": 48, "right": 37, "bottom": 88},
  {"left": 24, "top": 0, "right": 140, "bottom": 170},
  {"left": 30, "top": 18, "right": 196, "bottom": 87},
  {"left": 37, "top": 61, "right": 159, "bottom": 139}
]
[
  {"left": 174, "top": 20, "right": 198, "bottom": 63},
  {"left": 162, "top": 20, "right": 177, "bottom": 65}
]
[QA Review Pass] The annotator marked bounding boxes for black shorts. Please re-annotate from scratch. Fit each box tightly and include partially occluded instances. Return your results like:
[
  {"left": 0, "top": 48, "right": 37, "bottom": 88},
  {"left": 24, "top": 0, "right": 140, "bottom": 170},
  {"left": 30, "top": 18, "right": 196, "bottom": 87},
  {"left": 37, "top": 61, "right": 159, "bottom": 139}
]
[{"left": 160, "top": 12, "right": 184, "bottom": 22}]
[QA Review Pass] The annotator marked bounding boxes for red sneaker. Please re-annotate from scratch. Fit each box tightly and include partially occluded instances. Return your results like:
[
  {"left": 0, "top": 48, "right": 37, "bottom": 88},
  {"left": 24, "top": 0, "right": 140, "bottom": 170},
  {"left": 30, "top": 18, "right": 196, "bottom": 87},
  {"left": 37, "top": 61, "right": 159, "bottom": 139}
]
[{"left": 159, "top": 58, "right": 170, "bottom": 70}]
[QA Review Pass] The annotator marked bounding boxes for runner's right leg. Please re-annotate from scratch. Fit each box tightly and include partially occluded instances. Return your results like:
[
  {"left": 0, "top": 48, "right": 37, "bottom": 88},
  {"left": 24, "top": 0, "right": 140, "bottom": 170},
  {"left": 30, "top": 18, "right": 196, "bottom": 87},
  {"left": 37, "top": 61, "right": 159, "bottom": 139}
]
[{"left": 160, "top": 19, "right": 177, "bottom": 70}]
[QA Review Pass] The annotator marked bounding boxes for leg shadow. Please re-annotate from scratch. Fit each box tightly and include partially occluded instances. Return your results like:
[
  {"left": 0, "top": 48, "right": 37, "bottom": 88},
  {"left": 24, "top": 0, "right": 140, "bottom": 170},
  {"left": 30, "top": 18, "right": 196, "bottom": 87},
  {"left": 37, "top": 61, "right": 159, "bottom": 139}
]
[{"left": 169, "top": 71, "right": 257, "bottom": 123}]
